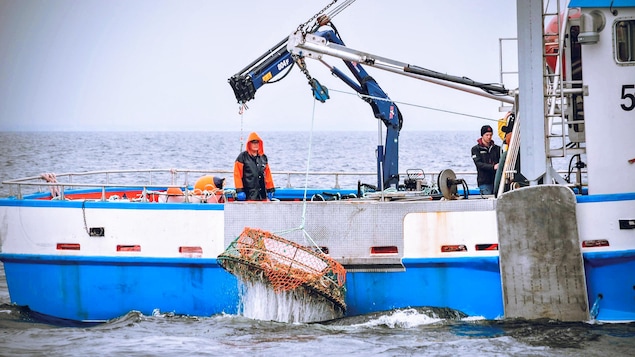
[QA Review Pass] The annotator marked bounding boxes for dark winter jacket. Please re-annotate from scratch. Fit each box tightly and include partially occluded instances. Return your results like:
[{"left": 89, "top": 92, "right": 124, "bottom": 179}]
[{"left": 471, "top": 138, "right": 501, "bottom": 187}]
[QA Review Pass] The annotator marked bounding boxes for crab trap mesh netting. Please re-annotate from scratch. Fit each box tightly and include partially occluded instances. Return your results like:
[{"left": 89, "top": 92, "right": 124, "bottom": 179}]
[{"left": 218, "top": 227, "right": 347, "bottom": 315}]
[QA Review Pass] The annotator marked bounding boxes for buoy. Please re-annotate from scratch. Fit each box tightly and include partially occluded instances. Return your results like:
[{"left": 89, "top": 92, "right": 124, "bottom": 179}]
[{"left": 166, "top": 187, "right": 184, "bottom": 196}]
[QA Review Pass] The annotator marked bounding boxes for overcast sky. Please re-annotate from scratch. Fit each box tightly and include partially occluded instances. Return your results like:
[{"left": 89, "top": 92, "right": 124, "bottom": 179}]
[{"left": 0, "top": 0, "right": 519, "bottom": 132}]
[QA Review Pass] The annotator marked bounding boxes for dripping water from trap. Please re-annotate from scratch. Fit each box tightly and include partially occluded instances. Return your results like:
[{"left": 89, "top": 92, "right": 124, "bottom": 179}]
[{"left": 238, "top": 279, "right": 343, "bottom": 323}]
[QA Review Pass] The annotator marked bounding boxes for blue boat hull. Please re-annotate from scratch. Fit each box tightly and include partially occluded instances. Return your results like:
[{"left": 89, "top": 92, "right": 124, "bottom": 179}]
[
  {"left": 346, "top": 257, "right": 503, "bottom": 319},
  {"left": 1, "top": 255, "right": 239, "bottom": 321},
  {"left": 2, "top": 254, "right": 505, "bottom": 321},
  {"left": 2, "top": 250, "right": 634, "bottom": 322},
  {"left": 584, "top": 250, "right": 635, "bottom": 322}
]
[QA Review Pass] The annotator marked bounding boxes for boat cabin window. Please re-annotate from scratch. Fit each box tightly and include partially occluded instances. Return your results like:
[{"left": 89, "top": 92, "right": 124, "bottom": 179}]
[{"left": 615, "top": 20, "right": 635, "bottom": 63}]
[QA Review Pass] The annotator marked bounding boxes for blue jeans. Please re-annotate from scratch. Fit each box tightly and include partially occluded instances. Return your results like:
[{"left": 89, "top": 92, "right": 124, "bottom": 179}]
[{"left": 479, "top": 184, "right": 494, "bottom": 195}]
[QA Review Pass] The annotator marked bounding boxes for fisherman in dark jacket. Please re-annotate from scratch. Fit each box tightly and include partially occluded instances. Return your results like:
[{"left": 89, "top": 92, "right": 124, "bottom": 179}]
[
  {"left": 233, "top": 132, "right": 275, "bottom": 201},
  {"left": 471, "top": 125, "right": 501, "bottom": 195}
]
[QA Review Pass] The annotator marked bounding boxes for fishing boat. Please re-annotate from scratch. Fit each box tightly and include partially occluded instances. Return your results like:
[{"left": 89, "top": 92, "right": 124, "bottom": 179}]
[{"left": 1, "top": 0, "right": 634, "bottom": 323}]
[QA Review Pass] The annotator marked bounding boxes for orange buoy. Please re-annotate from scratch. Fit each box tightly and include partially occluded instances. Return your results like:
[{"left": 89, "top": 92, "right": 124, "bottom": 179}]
[{"left": 166, "top": 187, "right": 184, "bottom": 196}]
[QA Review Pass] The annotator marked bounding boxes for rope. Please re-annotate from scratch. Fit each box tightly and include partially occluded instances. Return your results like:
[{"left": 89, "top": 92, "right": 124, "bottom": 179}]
[
  {"left": 301, "top": 99, "right": 317, "bottom": 227},
  {"left": 235, "top": 87, "right": 317, "bottom": 240},
  {"left": 40, "top": 172, "right": 60, "bottom": 197},
  {"left": 275, "top": 98, "right": 324, "bottom": 254}
]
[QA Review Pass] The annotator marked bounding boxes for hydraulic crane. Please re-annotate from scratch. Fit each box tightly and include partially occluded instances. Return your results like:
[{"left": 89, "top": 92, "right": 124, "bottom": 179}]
[{"left": 229, "top": 11, "right": 511, "bottom": 191}]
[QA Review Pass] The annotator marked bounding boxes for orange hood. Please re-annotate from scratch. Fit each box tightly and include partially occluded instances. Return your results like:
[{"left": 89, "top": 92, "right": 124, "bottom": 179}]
[{"left": 246, "top": 132, "right": 265, "bottom": 155}]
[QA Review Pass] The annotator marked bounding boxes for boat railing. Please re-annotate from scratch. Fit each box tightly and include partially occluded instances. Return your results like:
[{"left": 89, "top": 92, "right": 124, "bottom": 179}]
[{"left": 1, "top": 168, "right": 484, "bottom": 200}]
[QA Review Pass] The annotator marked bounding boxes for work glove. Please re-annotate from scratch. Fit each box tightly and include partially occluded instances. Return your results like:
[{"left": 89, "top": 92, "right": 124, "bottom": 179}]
[
  {"left": 236, "top": 192, "right": 246, "bottom": 201},
  {"left": 267, "top": 192, "right": 274, "bottom": 201}
]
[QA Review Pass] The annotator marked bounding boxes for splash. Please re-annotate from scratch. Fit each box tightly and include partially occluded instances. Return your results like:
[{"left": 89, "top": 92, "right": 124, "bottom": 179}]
[
  {"left": 218, "top": 227, "right": 347, "bottom": 323},
  {"left": 322, "top": 307, "right": 470, "bottom": 328},
  {"left": 355, "top": 308, "right": 444, "bottom": 328},
  {"left": 238, "top": 279, "right": 343, "bottom": 323}
]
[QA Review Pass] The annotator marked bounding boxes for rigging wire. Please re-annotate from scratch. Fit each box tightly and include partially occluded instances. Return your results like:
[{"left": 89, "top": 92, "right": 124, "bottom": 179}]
[
  {"left": 299, "top": 0, "right": 357, "bottom": 33},
  {"left": 327, "top": 87, "right": 502, "bottom": 123},
  {"left": 325, "top": 0, "right": 356, "bottom": 19}
]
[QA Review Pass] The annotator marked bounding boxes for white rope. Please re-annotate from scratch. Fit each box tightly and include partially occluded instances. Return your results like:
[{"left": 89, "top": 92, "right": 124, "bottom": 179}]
[
  {"left": 274, "top": 98, "right": 323, "bottom": 253},
  {"left": 300, "top": 99, "right": 317, "bottom": 228},
  {"left": 40, "top": 172, "right": 60, "bottom": 197}
]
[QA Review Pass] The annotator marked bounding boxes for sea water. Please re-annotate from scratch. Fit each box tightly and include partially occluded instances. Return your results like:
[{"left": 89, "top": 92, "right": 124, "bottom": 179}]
[
  {"left": 1, "top": 131, "right": 634, "bottom": 356},
  {"left": 0, "top": 131, "right": 480, "bottom": 197}
]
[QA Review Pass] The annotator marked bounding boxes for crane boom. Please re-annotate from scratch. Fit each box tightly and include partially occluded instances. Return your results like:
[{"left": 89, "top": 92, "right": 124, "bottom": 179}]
[{"left": 228, "top": 15, "right": 511, "bottom": 191}]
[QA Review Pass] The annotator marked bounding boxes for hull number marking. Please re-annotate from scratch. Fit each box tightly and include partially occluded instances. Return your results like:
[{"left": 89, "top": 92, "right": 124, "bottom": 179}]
[{"left": 621, "top": 84, "right": 635, "bottom": 111}]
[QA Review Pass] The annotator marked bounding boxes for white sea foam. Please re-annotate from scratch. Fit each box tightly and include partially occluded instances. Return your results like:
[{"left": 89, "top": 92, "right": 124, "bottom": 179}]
[{"left": 351, "top": 308, "right": 444, "bottom": 328}]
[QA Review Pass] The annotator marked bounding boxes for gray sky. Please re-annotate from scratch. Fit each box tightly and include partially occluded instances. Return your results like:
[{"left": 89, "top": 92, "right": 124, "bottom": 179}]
[{"left": 0, "top": 0, "right": 518, "bottom": 132}]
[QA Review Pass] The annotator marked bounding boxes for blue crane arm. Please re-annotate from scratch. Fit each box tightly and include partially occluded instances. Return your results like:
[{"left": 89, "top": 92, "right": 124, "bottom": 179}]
[
  {"left": 228, "top": 37, "right": 295, "bottom": 104},
  {"left": 228, "top": 28, "right": 403, "bottom": 190},
  {"left": 314, "top": 29, "right": 402, "bottom": 189}
]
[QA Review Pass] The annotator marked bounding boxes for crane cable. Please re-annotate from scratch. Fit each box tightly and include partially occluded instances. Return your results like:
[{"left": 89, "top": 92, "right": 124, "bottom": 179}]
[
  {"left": 274, "top": 98, "right": 324, "bottom": 254},
  {"left": 238, "top": 103, "right": 249, "bottom": 152},
  {"left": 328, "top": 87, "right": 502, "bottom": 123},
  {"left": 297, "top": 0, "right": 356, "bottom": 34}
]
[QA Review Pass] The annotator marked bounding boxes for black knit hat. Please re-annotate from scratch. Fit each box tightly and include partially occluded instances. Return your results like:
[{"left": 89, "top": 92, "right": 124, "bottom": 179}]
[{"left": 481, "top": 125, "right": 493, "bottom": 136}]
